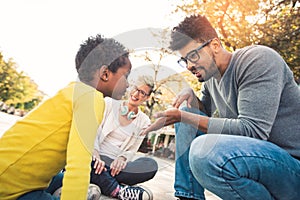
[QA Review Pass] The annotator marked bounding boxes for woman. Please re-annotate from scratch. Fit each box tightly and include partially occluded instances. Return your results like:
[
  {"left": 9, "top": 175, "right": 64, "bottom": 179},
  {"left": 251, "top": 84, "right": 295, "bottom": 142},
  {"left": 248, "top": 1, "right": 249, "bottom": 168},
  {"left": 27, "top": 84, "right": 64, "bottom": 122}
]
[{"left": 90, "top": 75, "right": 158, "bottom": 200}]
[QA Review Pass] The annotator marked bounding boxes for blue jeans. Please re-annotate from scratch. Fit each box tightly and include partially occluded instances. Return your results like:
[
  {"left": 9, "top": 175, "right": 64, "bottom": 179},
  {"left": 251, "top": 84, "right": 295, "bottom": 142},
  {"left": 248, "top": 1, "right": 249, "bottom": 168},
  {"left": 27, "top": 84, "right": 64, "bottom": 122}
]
[
  {"left": 189, "top": 134, "right": 300, "bottom": 200},
  {"left": 17, "top": 172, "right": 63, "bottom": 200},
  {"left": 174, "top": 107, "right": 206, "bottom": 199}
]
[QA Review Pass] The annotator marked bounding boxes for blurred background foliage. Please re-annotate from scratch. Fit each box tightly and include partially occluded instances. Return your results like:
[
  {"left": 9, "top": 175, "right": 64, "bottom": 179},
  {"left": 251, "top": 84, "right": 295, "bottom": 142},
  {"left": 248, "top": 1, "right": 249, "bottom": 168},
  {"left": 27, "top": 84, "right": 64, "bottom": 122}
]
[{"left": 0, "top": 0, "right": 299, "bottom": 114}]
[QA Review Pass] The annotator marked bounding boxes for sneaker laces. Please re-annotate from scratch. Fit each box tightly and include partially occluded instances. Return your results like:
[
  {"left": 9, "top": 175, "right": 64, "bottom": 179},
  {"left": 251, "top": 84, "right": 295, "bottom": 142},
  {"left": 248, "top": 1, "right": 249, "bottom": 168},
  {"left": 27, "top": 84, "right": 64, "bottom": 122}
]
[{"left": 118, "top": 186, "right": 143, "bottom": 200}]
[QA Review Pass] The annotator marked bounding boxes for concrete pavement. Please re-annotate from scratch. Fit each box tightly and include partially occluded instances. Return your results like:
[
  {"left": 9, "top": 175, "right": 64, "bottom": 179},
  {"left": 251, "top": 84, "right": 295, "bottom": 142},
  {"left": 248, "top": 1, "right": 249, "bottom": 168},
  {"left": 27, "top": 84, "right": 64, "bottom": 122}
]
[{"left": 134, "top": 154, "right": 221, "bottom": 200}]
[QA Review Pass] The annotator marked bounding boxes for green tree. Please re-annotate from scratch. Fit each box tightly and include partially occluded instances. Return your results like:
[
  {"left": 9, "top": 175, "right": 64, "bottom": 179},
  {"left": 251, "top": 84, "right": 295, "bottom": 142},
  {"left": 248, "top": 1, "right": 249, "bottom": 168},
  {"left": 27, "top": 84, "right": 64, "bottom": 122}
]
[
  {"left": 0, "top": 53, "right": 20, "bottom": 103},
  {"left": 0, "top": 52, "right": 43, "bottom": 110},
  {"left": 255, "top": 3, "right": 300, "bottom": 80}
]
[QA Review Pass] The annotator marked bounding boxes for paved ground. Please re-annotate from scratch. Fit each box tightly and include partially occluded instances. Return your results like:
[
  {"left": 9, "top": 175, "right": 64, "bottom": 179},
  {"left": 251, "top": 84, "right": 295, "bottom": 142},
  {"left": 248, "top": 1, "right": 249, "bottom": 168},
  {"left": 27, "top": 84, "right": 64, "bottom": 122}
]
[
  {"left": 0, "top": 112, "right": 221, "bottom": 200},
  {"left": 129, "top": 154, "right": 220, "bottom": 200}
]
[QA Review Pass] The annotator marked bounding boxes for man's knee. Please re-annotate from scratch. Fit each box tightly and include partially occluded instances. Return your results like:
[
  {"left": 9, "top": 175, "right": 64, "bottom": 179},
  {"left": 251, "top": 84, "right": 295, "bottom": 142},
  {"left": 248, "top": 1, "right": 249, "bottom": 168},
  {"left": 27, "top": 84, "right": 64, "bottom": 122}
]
[
  {"left": 189, "top": 135, "right": 216, "bottom": 168},
  {"left": 189, "top": 135, "right": 223, "bottom": 185},
  {"left": 189, "top": 134, "right": 253, "bottom": 183}
]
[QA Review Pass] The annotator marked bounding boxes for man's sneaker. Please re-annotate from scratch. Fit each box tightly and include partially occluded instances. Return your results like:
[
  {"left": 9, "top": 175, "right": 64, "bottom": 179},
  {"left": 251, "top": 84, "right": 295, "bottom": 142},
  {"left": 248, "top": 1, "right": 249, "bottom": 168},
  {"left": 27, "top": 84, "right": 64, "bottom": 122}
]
[
  {"left": 118, "top": 185, "right": 153, "bottom": 200},
  {"left": 87, "top": 184, "right": 101, "bottom": 200}
]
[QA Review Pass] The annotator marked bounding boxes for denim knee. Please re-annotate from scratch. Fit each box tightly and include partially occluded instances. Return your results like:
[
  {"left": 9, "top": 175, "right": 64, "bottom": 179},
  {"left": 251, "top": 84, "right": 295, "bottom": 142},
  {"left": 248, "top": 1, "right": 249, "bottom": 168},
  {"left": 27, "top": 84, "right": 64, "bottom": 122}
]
[{"left": 189, "top": 135, "right": 221, "bottom": 185}]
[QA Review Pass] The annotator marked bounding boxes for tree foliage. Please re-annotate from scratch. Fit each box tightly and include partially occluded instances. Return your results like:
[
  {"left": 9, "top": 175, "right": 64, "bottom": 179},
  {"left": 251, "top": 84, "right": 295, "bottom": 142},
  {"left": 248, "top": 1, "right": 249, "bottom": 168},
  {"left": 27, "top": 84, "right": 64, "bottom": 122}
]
[
  {"left": 172, "top": 0, "right": 300, "bottom": 81},
  {"left": 0, "top": 52, "right": 44, "bottom": 110},
  {"left": 256, "top": 2, "right": 300, "bottom": 81}
]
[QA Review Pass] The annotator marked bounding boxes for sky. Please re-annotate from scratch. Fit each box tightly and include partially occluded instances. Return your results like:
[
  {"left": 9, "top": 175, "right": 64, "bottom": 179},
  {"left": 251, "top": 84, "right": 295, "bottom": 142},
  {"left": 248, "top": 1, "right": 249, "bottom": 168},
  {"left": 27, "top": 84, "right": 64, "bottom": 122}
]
[{"left": 0, "top": 0, "right": 185, "bottom": 97}]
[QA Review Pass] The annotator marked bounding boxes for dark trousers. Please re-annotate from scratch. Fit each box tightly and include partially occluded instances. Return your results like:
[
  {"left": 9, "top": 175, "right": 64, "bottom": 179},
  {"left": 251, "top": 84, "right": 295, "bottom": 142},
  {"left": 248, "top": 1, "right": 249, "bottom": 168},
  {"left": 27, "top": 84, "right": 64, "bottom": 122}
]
[{"left": 90, "top": 155, "right": 158, "bottom": 196}]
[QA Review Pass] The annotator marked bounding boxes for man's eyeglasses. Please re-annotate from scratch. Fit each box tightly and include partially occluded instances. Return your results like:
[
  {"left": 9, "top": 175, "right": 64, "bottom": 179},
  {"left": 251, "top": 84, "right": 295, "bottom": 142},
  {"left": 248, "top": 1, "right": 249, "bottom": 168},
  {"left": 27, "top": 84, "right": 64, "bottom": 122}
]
[
  {"left": 131, "top": 86, "right": 150, "bottom": 98},
  {"left": 177, "top": 39, "right": 213, "bottom": 68}
]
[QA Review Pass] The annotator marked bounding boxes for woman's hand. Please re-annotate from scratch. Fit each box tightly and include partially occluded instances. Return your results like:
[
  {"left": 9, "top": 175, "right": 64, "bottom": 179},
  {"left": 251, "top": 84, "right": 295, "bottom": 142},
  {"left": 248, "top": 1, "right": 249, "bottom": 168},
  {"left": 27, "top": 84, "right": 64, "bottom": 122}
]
[
  {"left": 92, "top": 150, "right": 106, "bottom": 174},
  {"left": 110, "top": 156, "right": 127, "bottom": 177}
]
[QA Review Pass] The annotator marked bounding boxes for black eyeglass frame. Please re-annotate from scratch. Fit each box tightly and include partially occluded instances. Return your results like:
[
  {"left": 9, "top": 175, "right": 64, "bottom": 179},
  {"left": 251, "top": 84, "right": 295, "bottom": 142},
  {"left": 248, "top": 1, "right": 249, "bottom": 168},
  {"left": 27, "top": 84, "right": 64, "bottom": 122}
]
[
  {"left": 177, "top": 39, "right": 213, "bottom": 68},
  {"left": 131, "top": 86, "right": 150, "bottom": 98}
]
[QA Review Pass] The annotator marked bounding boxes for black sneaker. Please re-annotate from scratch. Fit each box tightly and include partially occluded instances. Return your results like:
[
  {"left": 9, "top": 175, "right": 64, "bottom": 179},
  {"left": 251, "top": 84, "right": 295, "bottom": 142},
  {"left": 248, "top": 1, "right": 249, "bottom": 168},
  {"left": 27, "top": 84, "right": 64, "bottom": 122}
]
[{"left": 118, "top": 185, "right": 153, "bottom": 200}]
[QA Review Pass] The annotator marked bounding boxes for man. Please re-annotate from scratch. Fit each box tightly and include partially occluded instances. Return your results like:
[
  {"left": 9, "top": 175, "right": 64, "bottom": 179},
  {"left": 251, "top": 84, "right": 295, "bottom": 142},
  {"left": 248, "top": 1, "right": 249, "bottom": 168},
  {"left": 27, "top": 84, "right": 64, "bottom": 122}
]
[
  {"left": 0, "top": 34, "right": 132, "bottom": 200},
  {"left": 145, "top": 15, "right": 300, "bottom": 200}
]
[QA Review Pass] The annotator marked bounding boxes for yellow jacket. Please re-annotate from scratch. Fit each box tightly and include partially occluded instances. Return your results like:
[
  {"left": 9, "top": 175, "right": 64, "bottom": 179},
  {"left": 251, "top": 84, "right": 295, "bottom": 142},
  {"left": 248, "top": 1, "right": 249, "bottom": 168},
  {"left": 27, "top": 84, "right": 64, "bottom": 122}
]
[{"left": 0, "top": 81, "right": 105, "bottom": 200}]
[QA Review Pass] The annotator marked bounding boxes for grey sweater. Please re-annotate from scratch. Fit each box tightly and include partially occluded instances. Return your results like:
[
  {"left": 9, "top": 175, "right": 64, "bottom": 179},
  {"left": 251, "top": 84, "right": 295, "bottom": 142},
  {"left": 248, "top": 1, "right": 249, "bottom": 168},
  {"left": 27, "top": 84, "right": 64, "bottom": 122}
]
[{"left": 201, "top": 45, "right": 300, "bottom": 159}]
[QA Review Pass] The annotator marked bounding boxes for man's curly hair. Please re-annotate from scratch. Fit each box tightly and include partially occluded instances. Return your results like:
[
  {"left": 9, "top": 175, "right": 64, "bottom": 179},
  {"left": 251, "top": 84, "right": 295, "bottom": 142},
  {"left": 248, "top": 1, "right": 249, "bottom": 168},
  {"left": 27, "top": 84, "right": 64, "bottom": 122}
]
[
  {"left": 169, "top": 15, "right": 218, "bottom": 51},
  {"left": 75, "top": 34, "right": 129, "bottom": 82}
]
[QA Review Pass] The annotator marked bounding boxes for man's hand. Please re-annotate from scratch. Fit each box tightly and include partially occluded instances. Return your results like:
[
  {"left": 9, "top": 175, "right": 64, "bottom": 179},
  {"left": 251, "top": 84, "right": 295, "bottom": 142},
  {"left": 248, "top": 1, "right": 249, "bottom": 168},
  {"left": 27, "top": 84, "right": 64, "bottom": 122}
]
[
  {"left": 110, "top": 156, "right": 127, "bottom": 177},
  {"left": 142, "top": 108, "right": 181, "bottom": 135},
  {"left": 172, "top": 88, "right": 197, "bottom": 108}
]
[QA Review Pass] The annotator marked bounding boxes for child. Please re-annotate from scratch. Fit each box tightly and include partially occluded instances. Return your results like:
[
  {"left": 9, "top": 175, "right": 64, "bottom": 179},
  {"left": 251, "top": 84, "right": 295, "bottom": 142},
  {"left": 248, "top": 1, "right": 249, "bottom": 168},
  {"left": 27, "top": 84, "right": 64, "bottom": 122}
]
[{"left": 0, "top": 34, "right": 132, "bottom": 200}]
